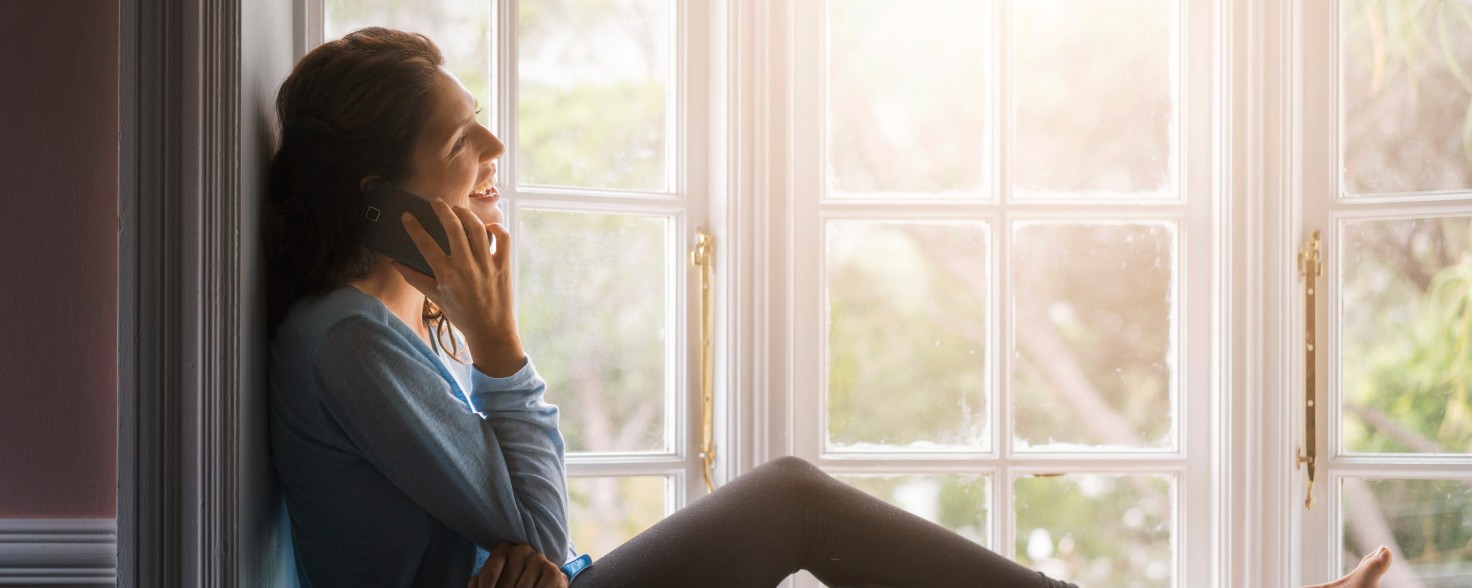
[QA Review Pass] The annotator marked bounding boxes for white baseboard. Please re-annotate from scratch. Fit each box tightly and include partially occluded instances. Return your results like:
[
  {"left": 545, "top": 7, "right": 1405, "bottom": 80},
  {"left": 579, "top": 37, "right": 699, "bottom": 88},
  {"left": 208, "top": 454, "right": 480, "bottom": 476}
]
[{"left": 0, "top": 519, "right": 116, "bottom": 586}]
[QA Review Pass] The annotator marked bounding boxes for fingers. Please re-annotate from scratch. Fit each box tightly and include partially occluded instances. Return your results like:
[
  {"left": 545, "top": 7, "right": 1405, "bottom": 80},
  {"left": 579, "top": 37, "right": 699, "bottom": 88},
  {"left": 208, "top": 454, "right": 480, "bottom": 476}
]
[
  {"left": 539, "top": 559, "right": 568, "bottom": 588},
  {"left": 478, "top": 544, "right": 563, "bottom": 588},
  {"left": 451, "top": 204, "right": 493, "bottom": 262},
  {"left": 512, "top": 562, "right": 542, "bottom": 588},
  {"left": 430, "top": 200, "right": 474, "bottom": 260},
  {"left": 495, "top": 544, "right": 536, "bottom": 588},
  {"left": 477, "top": 543, "right": 511, "bottom": 587},
  {"left": 401, "top": 212, "right": 450, "bottom": 274},
  {"left": 486, "top": 223, "right": 511, "bottom": 268}
]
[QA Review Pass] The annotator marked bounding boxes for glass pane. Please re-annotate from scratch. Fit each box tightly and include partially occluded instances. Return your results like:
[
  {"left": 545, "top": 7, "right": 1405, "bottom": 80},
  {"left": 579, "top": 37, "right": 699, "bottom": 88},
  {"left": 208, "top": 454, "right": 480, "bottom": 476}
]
[
  {"left": 835, "top": 474, "right": 989, "bottom": 546},
  {"left": 325, "top": 0, "right": 492, "bottom": 125},
  {"left": 518, "top": 211, "right": 669, "bottom": 453},
  {"left": 1012, "top": 0, "right": 1174, "bottom": 197},
  {"left": 1012, "top": 222, "right": 1175, "bottom": 450},
  {"left": 518, "top": 0, "right": 671, "bottom": 192},
  {"left": 1342, "top": 0, "right": 1472, "bottom": 195},
  {"left": 1343, "top": 217, "right": 1472, "bottom": 454},
  {"left": 568, "top": 476, "right": 668, "bottom": 559},
  {"left": 1341, "top": 478, "right": 1472, "bottom": 584},
  {"left": 826, "top": 0, "right": 989, "bottom": 195},
  {"left": 826, "top": 221, "right": 990, "bottom": 451},
  {"left": 1014, "top": 474, "right": 1173, "bottom": 587}
]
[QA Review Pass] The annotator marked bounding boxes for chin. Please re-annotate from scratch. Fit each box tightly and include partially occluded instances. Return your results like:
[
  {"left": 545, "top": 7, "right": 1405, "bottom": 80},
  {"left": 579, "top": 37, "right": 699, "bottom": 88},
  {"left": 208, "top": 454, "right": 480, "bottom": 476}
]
[{"left": 469, "top": 201, "right": 503, "bottom": 226}]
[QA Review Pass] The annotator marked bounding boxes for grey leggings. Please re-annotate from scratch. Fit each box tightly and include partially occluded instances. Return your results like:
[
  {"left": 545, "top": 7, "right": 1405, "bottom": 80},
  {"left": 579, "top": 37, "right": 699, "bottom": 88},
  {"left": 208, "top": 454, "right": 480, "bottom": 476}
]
[{"left": 568, "top": 457, "right": 1079, "bottom": 588}]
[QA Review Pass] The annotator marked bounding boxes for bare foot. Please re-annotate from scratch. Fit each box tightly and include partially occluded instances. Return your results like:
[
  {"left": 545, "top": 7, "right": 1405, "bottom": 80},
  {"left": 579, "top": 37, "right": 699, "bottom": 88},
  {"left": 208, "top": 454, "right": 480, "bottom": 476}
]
[{"left": 1305, "top": 546, "right": 1393, "bottom": 588}]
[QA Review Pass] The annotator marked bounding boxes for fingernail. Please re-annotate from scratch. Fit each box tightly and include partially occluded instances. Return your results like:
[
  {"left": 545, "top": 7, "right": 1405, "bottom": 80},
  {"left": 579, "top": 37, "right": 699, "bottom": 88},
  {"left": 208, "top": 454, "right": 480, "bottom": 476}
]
[{"left": 401, "top": 212, "right": 414, "bottom": 223}]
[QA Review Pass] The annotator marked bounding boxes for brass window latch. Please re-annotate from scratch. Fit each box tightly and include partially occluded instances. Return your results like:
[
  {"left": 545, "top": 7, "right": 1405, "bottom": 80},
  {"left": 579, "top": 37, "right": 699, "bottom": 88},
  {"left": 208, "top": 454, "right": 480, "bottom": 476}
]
[
  {"left": 1296, "top": 230, "right": 1322, "bottom": 510},
  {"left": 691, "top": 230, "right": 716, "bottom": 493}
]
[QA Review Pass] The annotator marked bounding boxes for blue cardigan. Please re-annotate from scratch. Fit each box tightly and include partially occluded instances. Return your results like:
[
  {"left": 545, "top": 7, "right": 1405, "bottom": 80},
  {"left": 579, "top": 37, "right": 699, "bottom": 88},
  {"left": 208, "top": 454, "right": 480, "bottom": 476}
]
[{"left": 269, "top": 286, "right": 585, "bottom": 587}]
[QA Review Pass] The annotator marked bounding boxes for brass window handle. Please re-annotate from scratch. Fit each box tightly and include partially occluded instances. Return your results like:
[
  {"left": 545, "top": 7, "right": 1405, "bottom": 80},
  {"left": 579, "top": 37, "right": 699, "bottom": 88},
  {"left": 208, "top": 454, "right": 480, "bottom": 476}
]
[
  {"left": 691, "top": 230, "right": 716, "bottom": 493},
  {"left": 1296, "top": 230, "right": 1322, "bottom": 510}
]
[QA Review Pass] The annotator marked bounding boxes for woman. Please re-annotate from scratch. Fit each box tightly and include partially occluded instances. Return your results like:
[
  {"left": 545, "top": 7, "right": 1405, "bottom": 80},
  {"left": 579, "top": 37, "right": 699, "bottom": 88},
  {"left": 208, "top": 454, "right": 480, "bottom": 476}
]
[{"left": 267, "top": 27, "right": 1394, "bottom": 588}]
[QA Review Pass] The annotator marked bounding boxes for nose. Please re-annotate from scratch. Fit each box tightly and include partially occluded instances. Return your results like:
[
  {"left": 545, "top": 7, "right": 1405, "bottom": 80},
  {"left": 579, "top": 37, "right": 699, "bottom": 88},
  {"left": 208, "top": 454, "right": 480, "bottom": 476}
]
[{"left": 482, "top": 130, "right": 506, "bottom": 162}]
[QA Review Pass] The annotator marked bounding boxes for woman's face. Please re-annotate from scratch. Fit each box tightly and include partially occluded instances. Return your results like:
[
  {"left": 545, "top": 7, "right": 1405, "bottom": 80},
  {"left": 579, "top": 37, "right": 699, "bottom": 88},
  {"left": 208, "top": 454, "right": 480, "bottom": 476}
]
[{"left": 396, "top": 68, "right": 505, "bottom": 225}]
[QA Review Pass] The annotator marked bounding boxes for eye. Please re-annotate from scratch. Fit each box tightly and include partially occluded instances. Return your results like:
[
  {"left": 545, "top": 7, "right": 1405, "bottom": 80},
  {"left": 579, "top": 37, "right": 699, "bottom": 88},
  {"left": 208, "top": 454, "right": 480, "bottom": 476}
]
[{"left": 453, "top": 135, "right": 467, "bottom": 151}]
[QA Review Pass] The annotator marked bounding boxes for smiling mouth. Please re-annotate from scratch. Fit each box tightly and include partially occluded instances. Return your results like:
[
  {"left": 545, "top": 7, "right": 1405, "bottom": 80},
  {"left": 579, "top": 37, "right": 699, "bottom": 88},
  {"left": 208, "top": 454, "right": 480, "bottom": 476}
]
[{"left": 470, "top": 178, "right": 498, "bottom": 199}]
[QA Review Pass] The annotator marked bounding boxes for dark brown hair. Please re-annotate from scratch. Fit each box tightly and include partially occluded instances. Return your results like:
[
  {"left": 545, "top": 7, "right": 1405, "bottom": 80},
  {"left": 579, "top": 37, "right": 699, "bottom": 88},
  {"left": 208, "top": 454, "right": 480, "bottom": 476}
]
[{"left": 265, "top": 26, "right": 457, "bottom": 352}]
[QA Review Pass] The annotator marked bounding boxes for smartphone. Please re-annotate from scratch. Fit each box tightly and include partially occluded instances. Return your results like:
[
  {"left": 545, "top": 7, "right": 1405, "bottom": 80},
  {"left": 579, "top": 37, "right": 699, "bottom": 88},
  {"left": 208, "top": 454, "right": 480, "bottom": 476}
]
[{"left": 361, "top": 179, "right": 452, "bottom": 279}]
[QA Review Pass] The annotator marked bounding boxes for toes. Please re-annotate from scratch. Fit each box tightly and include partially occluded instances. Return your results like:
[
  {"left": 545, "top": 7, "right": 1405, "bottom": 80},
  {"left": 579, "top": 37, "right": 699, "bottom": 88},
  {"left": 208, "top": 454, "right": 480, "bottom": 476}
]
[{"left": 1363, "top": 547, "right": 1392, "bottom": 574}]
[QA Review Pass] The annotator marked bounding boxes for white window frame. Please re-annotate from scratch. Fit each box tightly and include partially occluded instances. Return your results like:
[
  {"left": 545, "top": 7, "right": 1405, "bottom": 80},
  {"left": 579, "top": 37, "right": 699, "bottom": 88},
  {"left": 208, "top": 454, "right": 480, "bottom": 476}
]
[
  {"left": 746, "top": 0, "right": 1234, "bottom": 586},
  {"left": 493, "top": 0, "right": 715, "bottom": 512},
  {"left": 1287, "top": 0, "right": 1472, "bottom": 584},
  {"left": 115, "top": 0, "right": 1429, "bottom": 585}
]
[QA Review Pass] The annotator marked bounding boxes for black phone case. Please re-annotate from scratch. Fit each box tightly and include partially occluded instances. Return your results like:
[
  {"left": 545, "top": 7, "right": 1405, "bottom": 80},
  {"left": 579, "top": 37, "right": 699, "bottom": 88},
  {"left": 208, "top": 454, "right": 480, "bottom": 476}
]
[{"left": 362, "top": 179, "right": 452, "bottom": 279}]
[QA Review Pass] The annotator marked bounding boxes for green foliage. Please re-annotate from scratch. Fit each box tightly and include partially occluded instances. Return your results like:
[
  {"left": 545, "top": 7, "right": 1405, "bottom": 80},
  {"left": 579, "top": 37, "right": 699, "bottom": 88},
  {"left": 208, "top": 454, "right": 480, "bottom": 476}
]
[
  {"left": 836, "top": 474, "right": 989, "bottom": 545},
  {"left": 567, "top": 476, "right": 666, "bottom": 559},
  {"left": 1345, "top": 219, "right": 1472, "bottom": 454},
  {"left": 1342, "top": 479, "right": 1472, "bottom": 574},
  {"left": 1342, "top": 0, "right": 1472, "bottom": 193},
  {"left": 826, "top": 223, "right": 989, "bottom": 449},
  {"left": 517, "top": 211, "right": 668, "bottom": 453},
  {"left": 1342, "top": 217, "right": 1472, "bottom": 576},
  {"left": 517, "top": 81, "right": 667, "bottom": 191},
  {"left": 1014, "top": 475, "right": 1172, "bottom": 588},
  {"left": 1011, "top": 223, "right": 1174, "bottom": 448}
]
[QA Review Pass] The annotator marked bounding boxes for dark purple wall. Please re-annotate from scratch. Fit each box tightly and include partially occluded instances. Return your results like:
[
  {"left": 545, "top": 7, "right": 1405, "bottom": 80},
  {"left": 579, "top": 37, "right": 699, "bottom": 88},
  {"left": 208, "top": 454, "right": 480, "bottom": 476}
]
[{"left": 0, "top": 0, "right": 119, "bottom": 518}]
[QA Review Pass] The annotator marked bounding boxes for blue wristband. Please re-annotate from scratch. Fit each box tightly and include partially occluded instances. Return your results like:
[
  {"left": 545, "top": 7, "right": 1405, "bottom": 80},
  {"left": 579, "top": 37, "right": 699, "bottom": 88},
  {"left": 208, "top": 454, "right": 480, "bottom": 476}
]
[{"left": 561, "top": 553, "right": 592, "bottom": 582}]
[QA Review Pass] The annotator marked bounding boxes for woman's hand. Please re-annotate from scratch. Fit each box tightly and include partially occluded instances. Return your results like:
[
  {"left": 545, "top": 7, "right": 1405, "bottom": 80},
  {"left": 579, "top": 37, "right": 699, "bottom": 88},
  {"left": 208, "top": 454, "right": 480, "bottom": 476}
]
[
  {"left": 469, "top": 543, "right": 568, "bottom": 588},
  {"left": 395, "top": 200, "right": 525, "bottom": 377}
]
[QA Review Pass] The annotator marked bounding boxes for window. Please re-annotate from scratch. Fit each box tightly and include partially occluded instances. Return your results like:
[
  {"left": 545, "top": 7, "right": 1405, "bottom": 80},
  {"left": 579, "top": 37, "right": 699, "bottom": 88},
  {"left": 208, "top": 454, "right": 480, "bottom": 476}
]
[
  {"left": 304, "top": 1, "right": 1472, "bottom": 585},
  {"left": 1297, "top": 0, "right": 1472, "bottom": 583},
  {"left": 782, "top": 1, "right": 1214, "bottom": 585}
]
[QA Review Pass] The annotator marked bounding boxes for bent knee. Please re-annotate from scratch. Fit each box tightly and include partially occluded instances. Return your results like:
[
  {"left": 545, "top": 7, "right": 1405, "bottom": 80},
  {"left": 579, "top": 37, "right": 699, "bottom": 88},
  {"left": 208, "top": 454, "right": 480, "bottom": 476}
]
[
  {"left": 763, "top": 455, "right": 815, "bottom": 477},
  {"left": 754, "top": 455, "right": 833, "bottom": 490}
]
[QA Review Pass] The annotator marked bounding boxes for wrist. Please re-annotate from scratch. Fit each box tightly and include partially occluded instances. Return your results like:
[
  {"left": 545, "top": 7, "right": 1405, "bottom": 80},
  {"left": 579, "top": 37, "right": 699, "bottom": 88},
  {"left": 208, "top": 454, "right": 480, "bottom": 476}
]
[{"left": 468, "top": 335, "right": 526, "bottom": 378}]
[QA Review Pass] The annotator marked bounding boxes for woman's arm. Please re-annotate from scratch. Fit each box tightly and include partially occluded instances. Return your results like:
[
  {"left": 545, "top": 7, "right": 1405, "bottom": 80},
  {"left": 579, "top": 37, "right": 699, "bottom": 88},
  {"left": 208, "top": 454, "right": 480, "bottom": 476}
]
[{"left": 312, "top": 314, "right": 570, "bottom": 560}]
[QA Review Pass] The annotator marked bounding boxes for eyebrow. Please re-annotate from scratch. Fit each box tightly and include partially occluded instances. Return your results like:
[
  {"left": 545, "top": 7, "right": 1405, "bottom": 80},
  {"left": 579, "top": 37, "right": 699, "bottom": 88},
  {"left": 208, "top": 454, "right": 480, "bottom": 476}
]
[
  {"left": 462, "top": 98, "right": 481, "bottom": 126},
  {"left": 445, "top": 100, "right": 480, "bottom": 152},
  {"left": 462, "top": 99, "right": 480, "bottom": 127}
]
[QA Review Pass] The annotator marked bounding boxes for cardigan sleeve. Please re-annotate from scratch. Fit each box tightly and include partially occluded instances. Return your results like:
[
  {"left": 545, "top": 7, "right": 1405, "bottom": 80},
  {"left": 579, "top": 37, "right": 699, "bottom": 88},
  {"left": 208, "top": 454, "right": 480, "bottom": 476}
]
[{"left": 310, "top": 315, "right": 570, "bottom": 560}]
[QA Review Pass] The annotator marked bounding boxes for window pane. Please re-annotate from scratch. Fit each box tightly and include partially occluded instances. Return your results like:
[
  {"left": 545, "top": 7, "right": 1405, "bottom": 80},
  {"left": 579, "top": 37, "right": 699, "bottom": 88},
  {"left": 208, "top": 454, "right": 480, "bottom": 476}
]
[
  {"left": 518, "top": 211, "right": 669, "bottom": 453},
  {"left": 1015, "top": 474, "right": 1173, "bottom": 587},
  {"left": 1342, "top": 0, "right": 1472, "bottom": 195},
  {"left": 1341, "top": 478, "right": 1472, "bottom": 583},
  {"left": 568, "top": 476, "right": 668, "bottom": 559},
  {"left": 325, "top": 0, "right": 492, "bottom": 125},
  {"left": 1012, "top": 0, "right": 1174, "bottom": 197},
  {"left": 835, "top": 474, "right": 989, "bottom": 546},
  {"left": 1343, "top": 217, "right": 1472, "bottom": 455},
  {"left": 517, "top": 0, "right": 671, "bottom": 192},
  {"left": 826, "top": 221, "right": 990, "bottom": 452},
  {"left": 1012, "top": 222, "right": 1175, "bottom": 450},
  {"left": 826, "top": 0, "right": 989, "bottom": 196}
]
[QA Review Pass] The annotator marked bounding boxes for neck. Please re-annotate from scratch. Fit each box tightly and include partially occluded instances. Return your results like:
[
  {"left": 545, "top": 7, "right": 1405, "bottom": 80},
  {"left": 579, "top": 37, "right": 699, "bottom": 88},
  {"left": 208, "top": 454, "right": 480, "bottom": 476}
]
[{"left": 350, "top": 257, "right": 429, "bottom": 342}]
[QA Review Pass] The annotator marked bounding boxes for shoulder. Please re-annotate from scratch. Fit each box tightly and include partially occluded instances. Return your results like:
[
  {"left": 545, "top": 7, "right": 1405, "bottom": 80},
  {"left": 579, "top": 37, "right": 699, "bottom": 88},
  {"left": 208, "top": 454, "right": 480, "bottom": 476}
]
[{"left": 272, "top": 286, "right": 418, "bottom": 364}]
